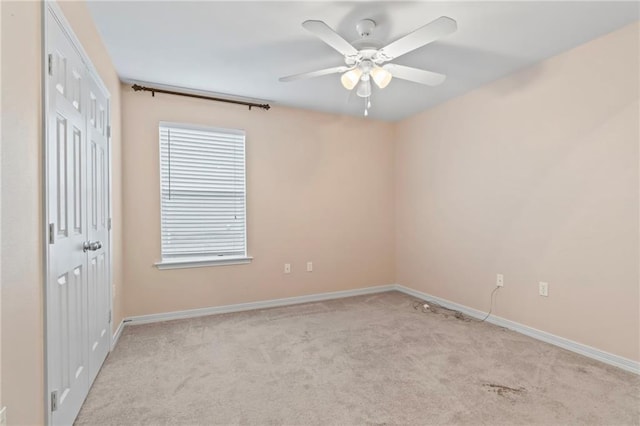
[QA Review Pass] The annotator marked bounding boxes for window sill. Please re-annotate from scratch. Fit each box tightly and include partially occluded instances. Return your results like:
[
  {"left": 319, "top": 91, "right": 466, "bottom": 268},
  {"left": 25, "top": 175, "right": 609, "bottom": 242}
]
[{"left": 154, "top": 256, "right": 253, "bottom": 270}]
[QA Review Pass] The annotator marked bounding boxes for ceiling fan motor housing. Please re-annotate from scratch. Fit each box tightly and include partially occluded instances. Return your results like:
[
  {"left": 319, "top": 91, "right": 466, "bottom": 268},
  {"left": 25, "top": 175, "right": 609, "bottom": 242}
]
[{"left": 356, "top": 19, "right": 376, "bottom": 37}]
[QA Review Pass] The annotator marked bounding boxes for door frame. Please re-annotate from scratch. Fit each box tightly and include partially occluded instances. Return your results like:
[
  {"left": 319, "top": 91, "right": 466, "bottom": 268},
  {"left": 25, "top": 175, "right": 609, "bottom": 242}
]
[{"left": 42, "top": 2, "right": 113, "bottom": 424}]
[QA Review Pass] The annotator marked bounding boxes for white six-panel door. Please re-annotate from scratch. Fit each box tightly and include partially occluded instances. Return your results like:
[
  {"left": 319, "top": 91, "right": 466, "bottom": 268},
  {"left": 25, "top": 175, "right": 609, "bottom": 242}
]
[{"left": 46, "top": 6, "right": 111, "bottom": 425}]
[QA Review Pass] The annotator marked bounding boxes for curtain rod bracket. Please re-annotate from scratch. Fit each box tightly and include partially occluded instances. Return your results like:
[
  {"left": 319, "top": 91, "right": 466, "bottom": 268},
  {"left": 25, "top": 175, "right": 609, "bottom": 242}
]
[{"left": 131, "top": 84, "right": 270, "bottom": 111}]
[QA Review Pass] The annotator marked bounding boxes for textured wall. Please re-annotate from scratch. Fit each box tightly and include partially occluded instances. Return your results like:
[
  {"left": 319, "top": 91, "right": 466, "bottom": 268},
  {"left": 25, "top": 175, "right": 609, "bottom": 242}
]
[
  {"left": 395, "top": 22, "right": 639, "bottom": 361},
  {"left": 121, "top": 86, "right": 396, "bottom": 317},
  {"left": 1, "top": 2, "right": 45, "bottom": 423}
]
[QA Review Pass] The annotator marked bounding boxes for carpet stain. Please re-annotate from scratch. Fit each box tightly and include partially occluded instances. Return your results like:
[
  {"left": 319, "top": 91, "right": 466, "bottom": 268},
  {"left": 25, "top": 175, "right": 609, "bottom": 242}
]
[
  {"left": 453, "top": 311, "right": 471, "bottom": 322},
  {"left": 173, "top": 377, "right": 192, "bottom": 394},
  {"left": 483, "top": 383, "right": 526, "bottom": 397},
  {"left": 412, "top": 299, "right": 472, "bottom": 322}
]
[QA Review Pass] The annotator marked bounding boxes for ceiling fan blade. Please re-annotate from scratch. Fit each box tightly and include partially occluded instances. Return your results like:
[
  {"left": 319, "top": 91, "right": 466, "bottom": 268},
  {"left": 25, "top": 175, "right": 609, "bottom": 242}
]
[
  {"left": 378, "top": 16, "right": 457, "bottom": 61},
  {"left": 279, "top": 66, "right": 350, "bottom": 82},
  {"left": 302, "top": 20, "right": 359, "bottom": 57},
  {"left": 383, "top": 64, "right": 446, "bottom": 86}
]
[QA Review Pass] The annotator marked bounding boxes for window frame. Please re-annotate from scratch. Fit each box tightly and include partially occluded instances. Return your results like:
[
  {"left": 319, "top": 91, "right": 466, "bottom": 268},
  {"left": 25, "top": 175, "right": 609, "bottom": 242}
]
[{"left": 154, "top": 121, "right": 252, "bottom": 270}]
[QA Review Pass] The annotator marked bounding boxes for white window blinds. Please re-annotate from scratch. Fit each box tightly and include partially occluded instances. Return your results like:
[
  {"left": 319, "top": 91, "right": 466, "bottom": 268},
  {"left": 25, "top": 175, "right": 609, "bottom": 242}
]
[{"left": 159, "top": 122, "right": 246, "bottom": 261}]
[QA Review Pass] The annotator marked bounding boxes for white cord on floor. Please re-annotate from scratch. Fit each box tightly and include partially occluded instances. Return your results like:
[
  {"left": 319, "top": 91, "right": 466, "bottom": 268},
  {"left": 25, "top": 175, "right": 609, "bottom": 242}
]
[{"left": 412, "top": 285, "right": 501, "bottom": 323}]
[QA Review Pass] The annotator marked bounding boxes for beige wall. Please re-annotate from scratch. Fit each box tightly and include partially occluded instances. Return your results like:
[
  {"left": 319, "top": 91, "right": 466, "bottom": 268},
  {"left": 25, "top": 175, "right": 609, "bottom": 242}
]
[
  {"left": 1, "top": 2, "right": 44, "bottom": 423},
  {"left": 121, "top": 86, "right": 396, "bottom": 317},
  {"left": 396, "top": 22, "right": 639, "bottom": 362},
  {"left": 0, "top": 1, "right": 123, "bottom": 424}
]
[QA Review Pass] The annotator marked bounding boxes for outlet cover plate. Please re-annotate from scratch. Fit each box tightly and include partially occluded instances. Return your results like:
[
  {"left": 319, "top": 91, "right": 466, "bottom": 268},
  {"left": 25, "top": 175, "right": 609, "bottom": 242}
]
[{"left": 539, "top": 281, "right": 549, "bottom": 297}]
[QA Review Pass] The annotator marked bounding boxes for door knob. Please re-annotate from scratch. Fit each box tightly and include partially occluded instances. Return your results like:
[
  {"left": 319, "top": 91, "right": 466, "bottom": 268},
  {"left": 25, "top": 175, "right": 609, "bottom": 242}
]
[{"left": 83, "top": 240, "right": 102, "bottom": 252}]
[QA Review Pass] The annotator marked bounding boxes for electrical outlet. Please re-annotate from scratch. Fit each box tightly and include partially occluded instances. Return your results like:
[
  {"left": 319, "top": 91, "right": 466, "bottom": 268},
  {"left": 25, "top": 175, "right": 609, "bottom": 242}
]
[
  {"left": 306, "top": 261, "right": 313, "bottom": 272},
  {"left": 496, "top": 274, "right": 504, "bottom": 287},
  {"left": 284, "top": 263, "right": 291, "bottom": 274},
  {"left": 0, "top": 406, "right": 7, "bottom": 426},
  {"left": 539, "top": 282, "right": 549, "bottom": 297}
]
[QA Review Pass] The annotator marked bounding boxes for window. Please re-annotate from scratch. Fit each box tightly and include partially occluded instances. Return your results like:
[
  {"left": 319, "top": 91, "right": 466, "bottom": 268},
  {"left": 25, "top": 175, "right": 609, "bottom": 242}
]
[{"left": 156, "top": 122, "right": 251, "bottom": 269}]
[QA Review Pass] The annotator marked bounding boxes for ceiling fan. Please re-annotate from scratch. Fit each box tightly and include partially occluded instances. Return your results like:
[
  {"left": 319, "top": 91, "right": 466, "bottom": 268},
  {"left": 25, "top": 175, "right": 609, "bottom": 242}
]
[{"left": 279, "top": 16, "right": 457, "bottom": 116}]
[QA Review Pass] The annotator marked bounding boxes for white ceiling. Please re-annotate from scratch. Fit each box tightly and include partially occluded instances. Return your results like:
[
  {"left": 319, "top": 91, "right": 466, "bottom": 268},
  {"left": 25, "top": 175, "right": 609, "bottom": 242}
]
[{"left": 87, "top": 1, "right": 639, "bottom": 121}]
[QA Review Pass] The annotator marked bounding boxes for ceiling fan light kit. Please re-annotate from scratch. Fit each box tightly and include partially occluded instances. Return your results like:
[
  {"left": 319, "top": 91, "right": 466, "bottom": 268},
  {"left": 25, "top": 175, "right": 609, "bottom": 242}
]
[{"left": 280, "top": 16, "right": 457, "bottom": 117}]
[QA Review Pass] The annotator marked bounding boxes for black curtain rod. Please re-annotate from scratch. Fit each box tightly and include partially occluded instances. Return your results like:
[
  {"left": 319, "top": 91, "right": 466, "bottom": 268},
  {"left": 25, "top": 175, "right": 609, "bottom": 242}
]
[{"left": 131, "top": 84, "right": 271, "bottom": 111}]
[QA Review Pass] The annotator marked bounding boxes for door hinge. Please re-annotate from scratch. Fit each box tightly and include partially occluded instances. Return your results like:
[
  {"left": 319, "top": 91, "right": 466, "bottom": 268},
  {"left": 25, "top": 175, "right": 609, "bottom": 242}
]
[
  {"left": 51, "top": 390, "right": 58, "bottom": 412},
  {"left": 107, "top": 218, "right": 112, "bottom": 231},
  {"left": 108, "top": 310, "right": 112, "bottom": 323},
  {"left": 48, "top": 223, "right": 55, "bottom": 244},
  {"left": 48, "top": 54, "right": 53, "bottom": 76},
  {"left": 107, "top": 125, "right": 111, "bottom": 138}
]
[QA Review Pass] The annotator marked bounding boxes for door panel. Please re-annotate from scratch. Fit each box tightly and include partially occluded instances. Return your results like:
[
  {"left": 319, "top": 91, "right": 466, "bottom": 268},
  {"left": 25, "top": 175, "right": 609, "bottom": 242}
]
[
  {"left": 54, "top": 265, "right": 87, "bottom": 412},
  {"left": 46, "top": 8, "right": 111, "bottom": 425}
]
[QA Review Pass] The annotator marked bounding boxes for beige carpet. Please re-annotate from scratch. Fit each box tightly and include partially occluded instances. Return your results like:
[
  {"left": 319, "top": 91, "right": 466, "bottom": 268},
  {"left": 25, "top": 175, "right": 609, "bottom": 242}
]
[{"left": 76, "top": 291, "right": 639, "bottom": 425}]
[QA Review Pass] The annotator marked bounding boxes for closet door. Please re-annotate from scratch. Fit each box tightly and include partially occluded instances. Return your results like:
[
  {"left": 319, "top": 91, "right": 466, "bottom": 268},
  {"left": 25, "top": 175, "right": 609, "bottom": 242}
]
[{"left": 46, "top": 7, "right": 112, "bottom": 425}]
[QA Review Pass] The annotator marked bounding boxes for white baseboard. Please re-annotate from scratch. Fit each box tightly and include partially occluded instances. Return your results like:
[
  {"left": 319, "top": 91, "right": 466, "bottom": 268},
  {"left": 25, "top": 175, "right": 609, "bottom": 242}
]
[
  {"left": 112, "top": 282, "right": 638, "bottom": 375},
  {"left": 111, "top": 319, "right": 125, "bottom": 350},
  {"left": 395, "top": 284, "right": 640, "bottom": 375},
  {"left": 124, "top": 284, "right": 396, "bottom": 326}
]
